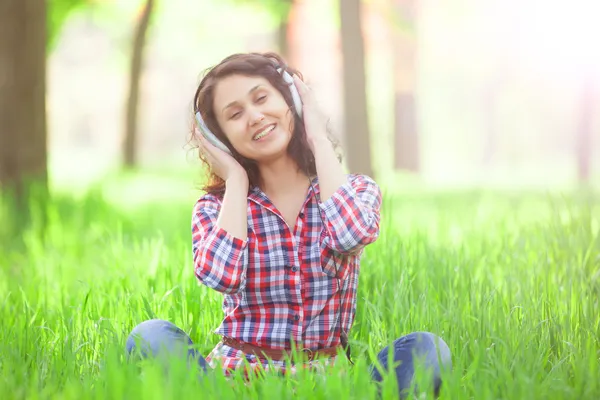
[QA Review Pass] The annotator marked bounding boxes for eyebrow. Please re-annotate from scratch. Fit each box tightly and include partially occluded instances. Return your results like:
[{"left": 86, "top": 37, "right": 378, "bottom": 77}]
[{"left": 222, "top": 85, "right": 264, "bottom": 114}]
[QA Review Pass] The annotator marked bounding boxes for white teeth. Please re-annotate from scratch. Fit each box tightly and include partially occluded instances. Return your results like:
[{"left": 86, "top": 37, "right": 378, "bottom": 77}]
[{"left": 253, "top": 125, "right": 275, "bottom": 140}]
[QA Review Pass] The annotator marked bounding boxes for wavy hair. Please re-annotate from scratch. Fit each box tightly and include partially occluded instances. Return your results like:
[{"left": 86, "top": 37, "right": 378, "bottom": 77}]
[{"left": 189, "top": 52, "right": 342, "bottom": 197}]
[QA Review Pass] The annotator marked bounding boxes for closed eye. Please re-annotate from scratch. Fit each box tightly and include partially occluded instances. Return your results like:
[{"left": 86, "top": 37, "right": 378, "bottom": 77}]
[{"left": 228, "top": 94, "right": 267, "bottom": 120}]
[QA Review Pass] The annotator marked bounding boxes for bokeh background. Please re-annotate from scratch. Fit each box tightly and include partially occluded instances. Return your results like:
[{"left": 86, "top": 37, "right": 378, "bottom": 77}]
[
  {"left": 1, "top": 4, "right": 599, "bottom": 398},
  {"left": 2, "top": 0, "right": 600, "bottom": 211}
]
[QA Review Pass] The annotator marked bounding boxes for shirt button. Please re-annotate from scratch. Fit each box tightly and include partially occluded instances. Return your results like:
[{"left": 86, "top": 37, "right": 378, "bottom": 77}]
[
  {"left": 291, "top": 266, "right": 299, "bottom": 272},
  {"left": 294, "top": 314, "right": 300, "bottom": 321}
]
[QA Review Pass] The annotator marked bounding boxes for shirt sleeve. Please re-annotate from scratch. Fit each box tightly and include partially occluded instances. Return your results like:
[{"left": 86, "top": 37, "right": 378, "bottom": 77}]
[
  {"left": 191, "top": 194, "right": 248, "bottom": 294},
  {"left": 318, "top": 174, "right": 382, "bottom": 254}
]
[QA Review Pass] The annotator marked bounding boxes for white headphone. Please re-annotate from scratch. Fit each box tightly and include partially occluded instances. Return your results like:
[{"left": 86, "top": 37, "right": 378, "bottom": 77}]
[{"left": 195, "top": 67, "right": 303, "bottom": 155}]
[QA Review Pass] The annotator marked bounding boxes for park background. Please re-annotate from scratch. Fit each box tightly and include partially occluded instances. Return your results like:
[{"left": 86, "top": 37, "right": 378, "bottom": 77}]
[
  {"left": 1, "top": 0, "right": 599, "bottom": 399},
  {"left": 6, "top": 0, "right": 600, "bottom": 199}
]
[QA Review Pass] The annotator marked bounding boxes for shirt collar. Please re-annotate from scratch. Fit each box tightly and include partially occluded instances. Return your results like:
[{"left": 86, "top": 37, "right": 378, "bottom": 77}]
[{"left": 248, "top": 176, "right": 320, "bottom": 206}]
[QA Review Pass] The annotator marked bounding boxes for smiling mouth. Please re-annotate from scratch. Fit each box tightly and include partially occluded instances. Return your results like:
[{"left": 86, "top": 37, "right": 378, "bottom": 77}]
[{"left": 252, "top": 124, "right": 276, "bottom": 141}]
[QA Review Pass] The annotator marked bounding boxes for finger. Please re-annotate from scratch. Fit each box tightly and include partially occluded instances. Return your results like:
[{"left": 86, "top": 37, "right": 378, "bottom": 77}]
[
  {"left": 200, "top": 146, "right": 216, "bottom": 166},
  {"left": 293, "top": 74, "right": 311, "bottom": 101},
  {"left": 197, "top": 133, "right": 209, "bottom": 154},
  {"left": 197, "top": 135, "right": 217, "bottom": 162},
  {"left": 197, "top": 142, "right": 208, "bottom": 160},
  {"left": 196, "top": 130, "right": 218, "bottom": 154},
  {"left": 295, "top": 75, "right": 322, "bottom": 111},
  {"left": 195, "top": 128, "right": 207, "bottom": 148}
]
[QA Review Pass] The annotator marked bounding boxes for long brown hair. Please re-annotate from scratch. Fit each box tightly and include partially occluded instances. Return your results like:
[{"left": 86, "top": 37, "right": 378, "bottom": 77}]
[{"left": 189, "top": 52, "right": 342, "bottom": 197}]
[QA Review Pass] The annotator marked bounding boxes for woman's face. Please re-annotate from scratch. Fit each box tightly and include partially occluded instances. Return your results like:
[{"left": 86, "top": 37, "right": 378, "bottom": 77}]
[{"left": 212, "top": 74, "right": 294, "bottom": 162}]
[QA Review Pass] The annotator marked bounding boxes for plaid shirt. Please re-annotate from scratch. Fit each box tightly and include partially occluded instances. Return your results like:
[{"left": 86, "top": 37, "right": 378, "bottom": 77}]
[{"left": 191, "top": 173, "right": 382, "bottom": 374}]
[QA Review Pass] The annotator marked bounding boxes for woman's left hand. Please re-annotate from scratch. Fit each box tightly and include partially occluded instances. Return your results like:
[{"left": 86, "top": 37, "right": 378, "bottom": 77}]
[{"left": 293, "top": 74, "right": 330, "bottom": 153}]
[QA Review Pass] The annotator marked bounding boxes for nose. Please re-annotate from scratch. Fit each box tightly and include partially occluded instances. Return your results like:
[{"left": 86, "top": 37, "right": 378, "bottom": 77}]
[{"left": 248, "top": 107, "right": 265, "bottom": 126}]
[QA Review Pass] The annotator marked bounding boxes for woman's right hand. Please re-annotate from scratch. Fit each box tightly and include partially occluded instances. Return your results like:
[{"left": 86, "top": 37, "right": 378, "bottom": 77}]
[{"left": 196, "top": 128, "right": 248, "bottom": 183}]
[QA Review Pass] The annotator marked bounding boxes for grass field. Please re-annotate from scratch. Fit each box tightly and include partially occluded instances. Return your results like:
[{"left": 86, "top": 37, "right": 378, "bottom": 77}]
[{"left": 1, "top": 174, "right": 599, "bottom": 399}]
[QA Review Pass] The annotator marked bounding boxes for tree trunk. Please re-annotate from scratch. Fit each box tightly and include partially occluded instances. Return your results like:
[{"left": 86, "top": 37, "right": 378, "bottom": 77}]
[
  {"left": 123, "top": 0, "right": 154, "bottom": 169},
  {"left": 577, "top": 77, "right": 593, "bottom": 184},
  {"left": 339, "top": 0, "right": 374, "bottom": 177},
  {"left": 0, "top": 0, "right": 48, "bottom": 215},
  {"left": 277, "top": 18, "right": 289, "bottom": 60},
  {"left": 393, "top": 93, "right": 419, "bottom": 171},
  {"left": 276, "top": 0, "right": 296, "bottom": 61},
  {"left": 391, "top": 0, "right": 419, "bottom": 172}
]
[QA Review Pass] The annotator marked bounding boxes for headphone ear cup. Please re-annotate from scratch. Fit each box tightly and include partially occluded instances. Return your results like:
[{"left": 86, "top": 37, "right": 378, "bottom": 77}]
[
  {"left": 195, "top": 111, "right": 233, "bottom": 155},
  {"left": 278, "top": 68, "right": 303, "bottom": 118}
]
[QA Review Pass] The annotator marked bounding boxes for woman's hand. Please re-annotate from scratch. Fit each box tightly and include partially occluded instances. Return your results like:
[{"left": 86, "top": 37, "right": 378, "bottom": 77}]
[
  {"left": 292, "top": 74, "right": 331, "bottom": 153},
  {"left": 196, "top": 129, "right": 248, "bottom": 183},
  {"left": 293, "top": 74, "right": 347, "bottom": 201}
]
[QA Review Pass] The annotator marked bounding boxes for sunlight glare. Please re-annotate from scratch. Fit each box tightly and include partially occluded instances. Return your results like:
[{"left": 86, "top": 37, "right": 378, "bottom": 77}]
[{"left": 512, "top": 0, "right": 600, "bottom": 80}]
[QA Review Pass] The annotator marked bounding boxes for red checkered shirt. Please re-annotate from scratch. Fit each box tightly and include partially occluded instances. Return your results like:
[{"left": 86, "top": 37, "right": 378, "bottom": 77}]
[{"left": 191, "top": 173, "right": 382, "bottom": 374}]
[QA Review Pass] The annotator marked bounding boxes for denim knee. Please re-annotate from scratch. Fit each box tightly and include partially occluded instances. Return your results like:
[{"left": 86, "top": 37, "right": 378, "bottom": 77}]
[
  {"left": 370, "top": 331, "right": 452, "bottom": 397},
  {"left": 126, "top": 319, "right": 208, "bottom": 372}
]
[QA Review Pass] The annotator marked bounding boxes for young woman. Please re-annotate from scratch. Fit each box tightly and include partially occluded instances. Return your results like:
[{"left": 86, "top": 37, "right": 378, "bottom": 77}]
[{"left": 126, "top": 52, "right": 452, "bottom": 397}]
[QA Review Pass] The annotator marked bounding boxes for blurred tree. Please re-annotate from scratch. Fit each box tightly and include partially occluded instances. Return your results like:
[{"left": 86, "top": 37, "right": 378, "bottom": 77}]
[
  {"left": 275, "top": 0, "right": 294, "bottom": 59},
  {"left": 123, "top": 0, "right": 156, "bottom": 169},
  {"left": 0, "top": 0, "right": 84, "bottom": 232},
  {"left": 370, "top": 0, "right": 419, "bottom": 172},
  {"left": 390, "top": 0, "right": 419, "bottom": 173},
  {"left": 227, "top": 0, "right": 296, "bottom": 60},
  {"left": 340, "top": 0, "right": 374, "bottom": 177},
  {"left": 0, "top": 0, "right": 48, "bottom": 221}
]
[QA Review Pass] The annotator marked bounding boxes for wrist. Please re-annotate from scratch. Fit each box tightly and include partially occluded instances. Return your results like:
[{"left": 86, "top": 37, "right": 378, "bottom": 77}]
[
  {"left": 225, "top": 171, "right": 249, "bottom": 187},
  {"left": 308, "top": 135, "right": 332, "bottom": 151}
]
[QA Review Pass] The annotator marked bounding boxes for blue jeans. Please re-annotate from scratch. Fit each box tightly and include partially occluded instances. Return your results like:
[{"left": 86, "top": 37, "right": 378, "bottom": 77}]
[{"left": 126, "top": 319, "right": 452, "bottom": 398}]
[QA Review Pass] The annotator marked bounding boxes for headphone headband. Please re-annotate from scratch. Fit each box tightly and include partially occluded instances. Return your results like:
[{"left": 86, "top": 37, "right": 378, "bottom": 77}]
[{"left": 276, "top": 67, "right": 303, "bottom": 118}]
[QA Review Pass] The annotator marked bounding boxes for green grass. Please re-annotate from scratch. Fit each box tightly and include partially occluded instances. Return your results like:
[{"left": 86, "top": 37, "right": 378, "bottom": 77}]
[{"left": 1, "top": 175, "right": 599, "bottom": 399}]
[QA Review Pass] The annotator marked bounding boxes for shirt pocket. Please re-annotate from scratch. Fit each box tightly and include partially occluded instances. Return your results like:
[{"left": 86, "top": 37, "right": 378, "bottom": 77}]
[{"left": 303, "top": 233, "right": 349, "bottom": 301}]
